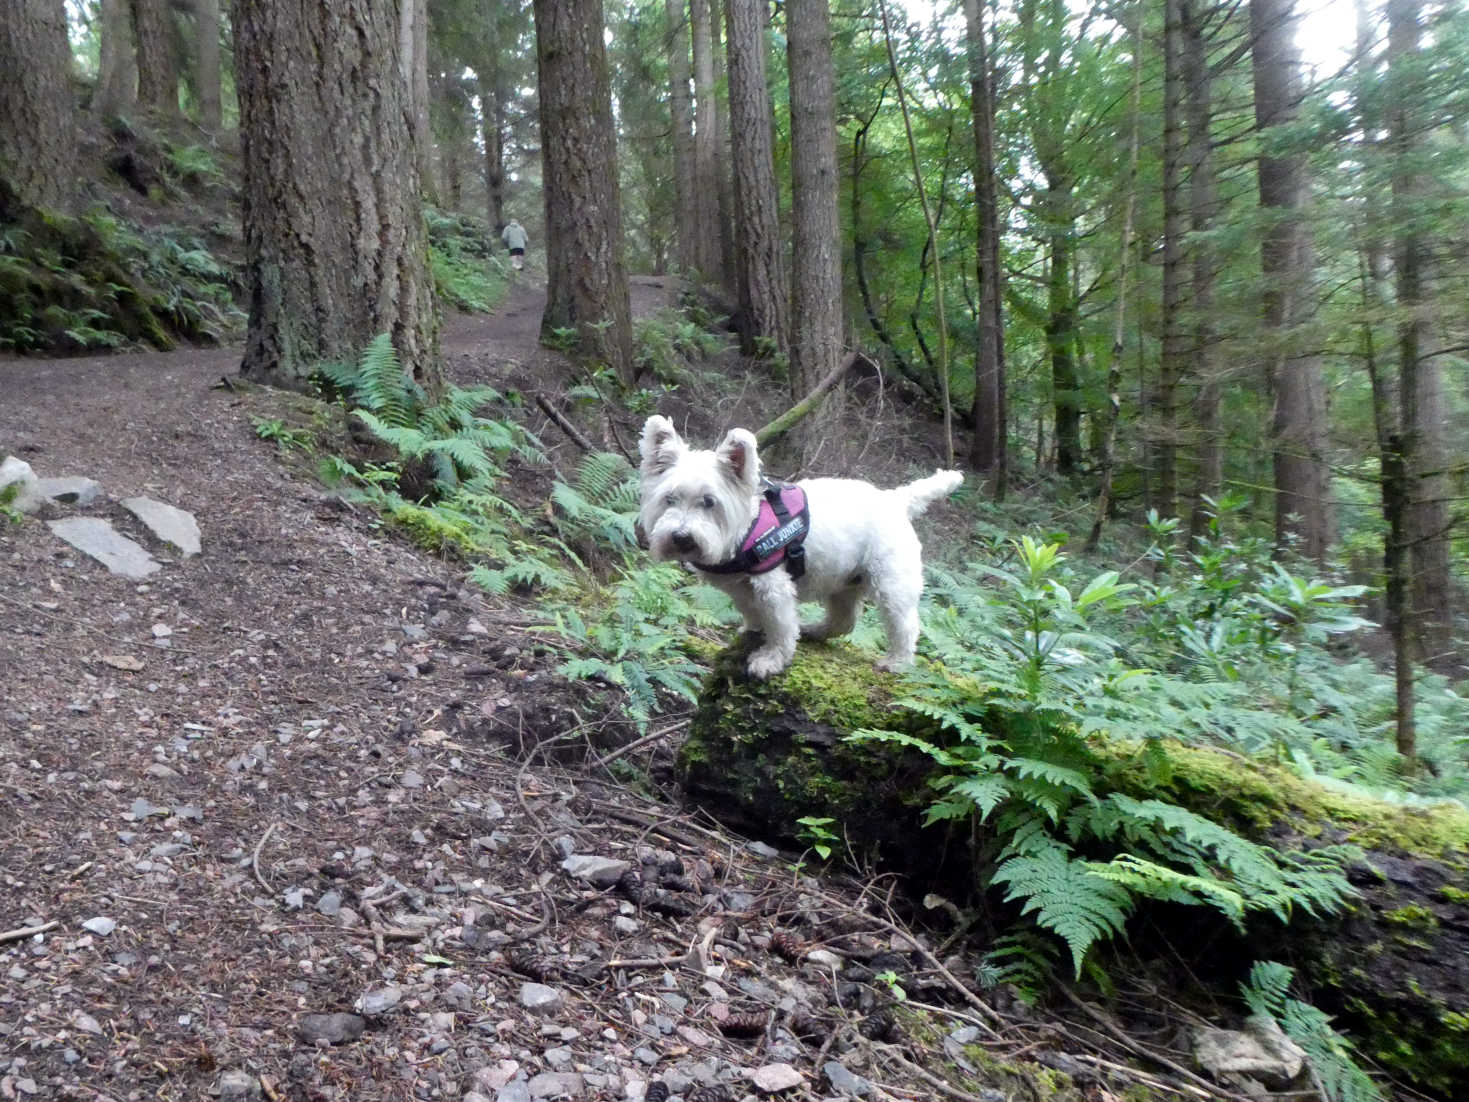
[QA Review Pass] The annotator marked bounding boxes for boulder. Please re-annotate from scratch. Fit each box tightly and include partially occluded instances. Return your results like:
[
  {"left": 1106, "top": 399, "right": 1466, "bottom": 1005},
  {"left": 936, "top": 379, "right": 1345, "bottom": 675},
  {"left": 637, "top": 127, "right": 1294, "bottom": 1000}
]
[{"left": 122, "top": 496, "right": 201, "bottom": 556}]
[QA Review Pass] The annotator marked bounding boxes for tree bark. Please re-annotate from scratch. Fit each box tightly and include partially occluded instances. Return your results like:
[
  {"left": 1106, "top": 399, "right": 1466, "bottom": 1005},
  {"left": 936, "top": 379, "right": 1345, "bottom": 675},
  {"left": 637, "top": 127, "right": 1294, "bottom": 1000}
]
[
  {"left": 689, "top": 0, "right": 726, "bottom": 282},
  {"left": 1386, "top": 0, "right": 1451, "bottom": 672},
  {"left": 131, "top": 0, "right": 177, "bottom": 114},
  {"left": 1158, "top": 0, "right": 1185, "bottom": 520},
  {"left": 1183, "top": 0, "right": 1219, "bottom": 542},
  {"left": 1085, "top": 2, "right": 1142, "bottom": 552},
  {"left": 0, "top": 0, "right": 76, "bottom": 210},
  {"left": 666, "top": 0, "right": 698, "bottom": 273},
  {"left": 534, "top": 0, "right": 635, "bottom": 381},
  {"left": 709, "top": 0, "right": 736, "bottom": 298},
  {"left": 724, "top": 0, "right": 788, "bottom": 359},
  {"left": 479, "top": 72, "right": 506, "bottom": 231},
  {"left": 786, "top": 0, "right": 843, "bottom": 442},
  {"left": 95, "top": 0, "right": 138, "bottom": 121},
  {"left": 233, "top": 0, "right": 440, "bottom": 391},
  {"left": 964, "top": 0, "right": 1005, "bottom": 487},
  {"left": 195, "top": 0, "right": 221, "bottom": 129},
  {"left": 1045, "top": 176, "right": 1079, "bottom": 475},
  {"left": 1250, "top": 0, "right": 1330, "bottom": 563},
  {"left": 400, "top": 0, "right": 435, "bottom": 204}
]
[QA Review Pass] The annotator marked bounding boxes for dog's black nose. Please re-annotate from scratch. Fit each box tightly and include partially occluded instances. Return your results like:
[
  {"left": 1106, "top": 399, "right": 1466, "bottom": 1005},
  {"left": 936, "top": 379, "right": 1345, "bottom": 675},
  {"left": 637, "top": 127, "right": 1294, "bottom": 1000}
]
[{"left": 672, "top": 531, "right": 696, "bottom": 553}]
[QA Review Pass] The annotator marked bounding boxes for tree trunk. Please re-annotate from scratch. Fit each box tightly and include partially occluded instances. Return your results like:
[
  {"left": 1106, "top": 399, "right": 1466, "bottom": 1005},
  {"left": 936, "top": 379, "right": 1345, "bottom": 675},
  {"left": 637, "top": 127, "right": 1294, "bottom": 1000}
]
[
  {"left": 724, "top": 0, "right": 789, "bottom": 359},
  {"left": 0, "top": 0, "right": 76, "bottom": 210},
  {"left": 690, "top": 0, "right": 726, "bottom": 281},
  {"left": 786, "top": 0, "right": 843, "bottom": 444},
  {"left": 666, "top": 0, "right": 698, "bottom": 274},
  {"left": 1183, "top": 0, "right": 1219, "bottom": 542},
  {"left": 400, "top": 0, "right": 435, "bottom": 204},
  {"left": 1250, "top": 0, "right": 1330, "bottom": 563},
  {"left": 478, "top": 72, "right": 506, "bottom": 231},
  {"left": 1386, "top": 0, "right": 1451, "bottom": 672},
  {"left": 95, "top": 0, "right": 138, "bottom": 121},
  {"left": 131, "top": 0, "right": 177, "bottom": 114},
  {"left": 964, "top": 0, "right": 1005, "bottom": 486},
  {"left": 1045, "top": 175, "right": 1080, "bottom": 476},
  {"left": 534, "top": 0, "right": 635, "bottom": 381},
  {"left": 1085, "top": 2, "right": 1142, "bottom": 553},
  {"left": 233, "top": 0, "right": 440, "bottom": 391},
  {"left": 195, "top": 0, "right": 221, "bottom": 129},
  {"left": 1158, "top": 0, "right": 1185, "bottom": 520},
  {"left": 710, "top": 0, "right": 736, "bottom": 298}
]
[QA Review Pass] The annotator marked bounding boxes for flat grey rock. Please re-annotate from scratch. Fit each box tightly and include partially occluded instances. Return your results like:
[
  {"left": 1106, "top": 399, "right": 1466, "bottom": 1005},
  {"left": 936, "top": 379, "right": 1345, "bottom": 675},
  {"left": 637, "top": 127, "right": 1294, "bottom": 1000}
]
[
  {"left": 34, "top": 475, "right": 103, "bottom": 507},
  {"left": 560, "top": 854, "right": 631, "bottom": 888},
  {"left": 519, "top": 982, "right": 564, "bottom": 1015},
  {"left": 48, "top": 517, "right": 161, "bottom": 579},
  {"left": 296, "top": 1012, "right": 366, "bottom": 1045},
  {"left": 121, "top": 496, "right": 201, "bottom": 556}
]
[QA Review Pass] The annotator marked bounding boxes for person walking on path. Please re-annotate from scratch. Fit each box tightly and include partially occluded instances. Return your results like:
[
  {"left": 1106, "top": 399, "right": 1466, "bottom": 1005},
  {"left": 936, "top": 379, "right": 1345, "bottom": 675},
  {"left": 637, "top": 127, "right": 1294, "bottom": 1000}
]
[{"left": 502, "top": 219, "right": 528, "bottom": 270}]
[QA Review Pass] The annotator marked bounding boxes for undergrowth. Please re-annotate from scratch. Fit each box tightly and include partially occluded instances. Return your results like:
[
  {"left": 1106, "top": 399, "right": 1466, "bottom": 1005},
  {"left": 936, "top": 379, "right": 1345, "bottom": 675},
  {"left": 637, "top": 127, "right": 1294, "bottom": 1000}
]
[{"left": 426, "top": 208, "right": 507, "bottom": 313}]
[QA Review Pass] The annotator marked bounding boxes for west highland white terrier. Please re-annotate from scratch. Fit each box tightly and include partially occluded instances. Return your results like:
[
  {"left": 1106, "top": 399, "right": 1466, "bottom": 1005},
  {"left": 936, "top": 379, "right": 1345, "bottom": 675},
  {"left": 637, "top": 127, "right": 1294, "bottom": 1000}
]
[{"left": 638, "top": 415, "right": 962, "bottom": 679}]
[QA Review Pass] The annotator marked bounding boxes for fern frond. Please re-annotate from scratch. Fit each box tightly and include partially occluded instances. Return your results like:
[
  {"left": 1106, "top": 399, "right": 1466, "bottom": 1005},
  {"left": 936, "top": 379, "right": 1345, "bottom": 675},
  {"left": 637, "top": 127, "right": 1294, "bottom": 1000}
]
[
  {"left": 1086, "top": 853, "right": 1247, "bottom": 926},
  {"left": 991, "top": 846, "right": 1134, "bottom": 977},
  {"left": 1242, "top": 962, "right": 1385, "bottom": 1102},
  {"left": 354, "top": 333, "right": 416, "bottom": 426}
]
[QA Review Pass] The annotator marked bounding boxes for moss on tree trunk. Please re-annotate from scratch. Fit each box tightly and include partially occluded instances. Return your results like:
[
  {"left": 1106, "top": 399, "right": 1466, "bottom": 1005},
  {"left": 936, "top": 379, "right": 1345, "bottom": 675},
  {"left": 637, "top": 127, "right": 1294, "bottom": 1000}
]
[{"left": 678, "top": 642, "right": 1469, "bottom": 1097}]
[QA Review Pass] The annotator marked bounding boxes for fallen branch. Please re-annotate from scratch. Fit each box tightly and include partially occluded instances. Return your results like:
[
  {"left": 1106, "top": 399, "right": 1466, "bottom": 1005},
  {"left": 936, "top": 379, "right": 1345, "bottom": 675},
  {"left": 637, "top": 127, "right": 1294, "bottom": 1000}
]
[
  {"left": 754, "top": 350, "right": 867, "bottom": 447},
  {"left": 535, "top": 393, "right": 596, "bottom": 454},
  {"left": 252, "top": 822, "right": 279, "bottom": 893},
  {"left": 0, "top": 920, "right": 58, "bottom": 944}
]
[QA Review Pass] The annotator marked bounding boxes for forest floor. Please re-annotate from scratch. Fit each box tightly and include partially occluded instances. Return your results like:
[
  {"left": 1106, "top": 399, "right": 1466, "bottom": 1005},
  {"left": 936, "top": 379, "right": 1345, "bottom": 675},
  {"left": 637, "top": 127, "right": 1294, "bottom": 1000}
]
[{"left": 0, "top": 280, "right": 1234, "bottom": 1102}]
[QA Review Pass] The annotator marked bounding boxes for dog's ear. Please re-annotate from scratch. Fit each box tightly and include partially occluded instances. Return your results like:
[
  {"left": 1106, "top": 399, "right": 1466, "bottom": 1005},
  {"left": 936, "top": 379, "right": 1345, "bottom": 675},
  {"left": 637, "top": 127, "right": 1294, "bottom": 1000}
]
[
  {"left": 715, "top": 428, "right": 761, "bottom": 493},
  {"left": 639, "top": 415, "right": 686, "bottom": 478}
]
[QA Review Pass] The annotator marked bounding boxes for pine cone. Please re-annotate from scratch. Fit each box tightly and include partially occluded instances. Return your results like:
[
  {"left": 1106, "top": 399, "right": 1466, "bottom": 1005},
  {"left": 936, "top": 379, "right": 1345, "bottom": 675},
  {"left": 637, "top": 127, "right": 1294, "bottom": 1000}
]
[
  {"left": 687, "top": 1085, "right": 737, "bottom": 1102},
  {"left": 771, "top": 929, "right": 805, "bottom": 962},
  {"left": 716, "top": 1010, "right": 769, "bottom": 1038},
  {"left": 644, "top": 1082, "right": 671, "bottom": 1102},
  {"left": 615, "top": 867, "right": 644, "bottom": 903},
  {"left": 506, "top": 947, "right": 558, "bottom": 983},
  {"left": 859, "top": 1007, "right": 897, "bottom": 1042}
]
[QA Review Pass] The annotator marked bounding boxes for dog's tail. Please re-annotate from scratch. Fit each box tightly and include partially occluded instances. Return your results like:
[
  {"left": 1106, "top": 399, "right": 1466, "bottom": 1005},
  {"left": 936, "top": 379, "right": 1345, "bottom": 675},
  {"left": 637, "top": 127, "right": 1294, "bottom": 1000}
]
[{"left": 892, "top": 469, "right": 963, "bottom": 519}]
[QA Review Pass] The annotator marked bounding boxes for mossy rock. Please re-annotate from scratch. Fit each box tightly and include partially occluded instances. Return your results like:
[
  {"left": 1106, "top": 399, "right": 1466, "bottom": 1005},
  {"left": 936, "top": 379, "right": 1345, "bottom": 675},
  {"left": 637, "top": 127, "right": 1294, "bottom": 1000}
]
[{"left": 677, "top": 642, "right": 1469, "bottom": 1098}]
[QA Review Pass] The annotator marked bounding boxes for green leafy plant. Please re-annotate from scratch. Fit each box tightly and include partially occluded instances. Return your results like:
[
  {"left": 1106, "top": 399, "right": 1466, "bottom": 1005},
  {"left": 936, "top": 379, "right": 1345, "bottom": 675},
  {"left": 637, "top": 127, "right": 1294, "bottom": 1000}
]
[
  {"left": 1242, "top": 961, "right": 1384, "bottom": 1102},
  {"left": 854, "top": 538, "right": 1358, "bottom": 979},
  {"left": 539, "top": 563, "right": 706, "bottom": 732},
  {"left": 795, "top": 815, "right": 840, "bottom": 861}
]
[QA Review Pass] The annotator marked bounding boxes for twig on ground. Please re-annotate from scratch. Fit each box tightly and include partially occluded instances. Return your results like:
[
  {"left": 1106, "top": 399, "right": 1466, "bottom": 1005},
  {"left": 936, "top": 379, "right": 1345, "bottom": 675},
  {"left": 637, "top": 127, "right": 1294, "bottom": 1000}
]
[
  {"left": 535, "top": 393, "right": 596, "bottom": 453},
  {"left": 1058, "top": 985, "right": 1250, "bottom": 1102},
  {"left": 252, "top": 822, "right": 279, "bottom": 894},
  {"left": 0, "top": 920, "right": 58, "bottom": 944}
]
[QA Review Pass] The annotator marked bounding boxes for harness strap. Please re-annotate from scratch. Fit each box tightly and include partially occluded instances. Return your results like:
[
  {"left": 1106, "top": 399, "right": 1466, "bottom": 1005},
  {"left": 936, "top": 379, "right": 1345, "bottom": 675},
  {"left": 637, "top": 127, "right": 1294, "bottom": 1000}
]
[{"left": 695, "top": 480, "right": 809, "bottom": 578}]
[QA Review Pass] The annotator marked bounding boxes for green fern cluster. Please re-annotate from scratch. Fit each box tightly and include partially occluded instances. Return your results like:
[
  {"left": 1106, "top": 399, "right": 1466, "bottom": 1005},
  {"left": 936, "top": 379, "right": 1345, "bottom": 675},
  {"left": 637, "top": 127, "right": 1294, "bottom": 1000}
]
[
  {"left": 854, "top": 538, "right": 1359, "bottom": 979},
  {"left": 550, "top": 451, "right": 640, "bottom": 556},
  {"left": 633, "top": 308, "right": 729, "bottom": 384},
  {"left": 540, "top": 561, "right": 709, "bottom": 732},
  {"left": 320, "top": 334, "right": 542, "bottom": 494}
]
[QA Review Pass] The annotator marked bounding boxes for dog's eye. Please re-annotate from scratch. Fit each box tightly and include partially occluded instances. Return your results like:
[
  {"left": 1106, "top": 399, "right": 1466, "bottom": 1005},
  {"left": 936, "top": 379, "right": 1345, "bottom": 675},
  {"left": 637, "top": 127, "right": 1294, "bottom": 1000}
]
[
  {"left": 701, "top": 494, "right": 715, "bottom": 509},
  {"left": 665, "top": 493, "right": 677, "bottom": 506}
]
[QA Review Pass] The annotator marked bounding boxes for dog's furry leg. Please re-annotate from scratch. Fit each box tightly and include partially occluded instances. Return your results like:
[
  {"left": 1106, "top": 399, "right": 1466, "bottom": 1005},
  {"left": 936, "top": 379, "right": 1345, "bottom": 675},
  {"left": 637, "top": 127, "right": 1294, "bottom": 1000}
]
[
  {"left": 746, "top": 570, "right": 800, "bottom": 678},
  {"left": 801, "top": 586, "right": 864, "bottom": 642},
  {"left": 871, "top": 554, "right": 924, "bottom": 671}
]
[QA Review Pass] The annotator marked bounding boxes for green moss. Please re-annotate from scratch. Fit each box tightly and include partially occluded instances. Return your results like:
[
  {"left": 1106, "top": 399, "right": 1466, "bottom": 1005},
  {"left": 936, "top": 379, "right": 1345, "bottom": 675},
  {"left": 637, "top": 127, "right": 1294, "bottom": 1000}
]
[
  {"left": 1442, "top": 1011, "right": 1469, "bottom": 1032},
  {"left": 1099, "top": 739, "right": 1469, "bottom": 860},
  {"left": 1384, "top": 904, "right": 1440, "bottom": 930},
  {"left": 1438, "top": 885, "right": 1469, "bottom": 904}
]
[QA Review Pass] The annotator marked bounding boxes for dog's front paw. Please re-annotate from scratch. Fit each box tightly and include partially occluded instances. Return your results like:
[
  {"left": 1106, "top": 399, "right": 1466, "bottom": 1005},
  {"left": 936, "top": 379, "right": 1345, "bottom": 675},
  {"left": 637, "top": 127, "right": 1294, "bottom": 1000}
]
[
  {"left": 875, "top": 655, "right": 914, "bottom": 674},
  {"left": 747, "top": 647, "right": 791, "bottom": 680}
]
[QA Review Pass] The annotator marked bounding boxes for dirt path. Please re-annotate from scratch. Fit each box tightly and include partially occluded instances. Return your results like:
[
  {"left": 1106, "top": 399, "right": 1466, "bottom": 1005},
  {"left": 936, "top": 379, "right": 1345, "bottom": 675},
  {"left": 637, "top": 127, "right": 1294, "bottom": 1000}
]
[
  {"left": 0, "top": 289, "right": 946, "bottom": 1102},
  {"left": 0, "top": 288, "right": 1197, "bottom": 1102}
]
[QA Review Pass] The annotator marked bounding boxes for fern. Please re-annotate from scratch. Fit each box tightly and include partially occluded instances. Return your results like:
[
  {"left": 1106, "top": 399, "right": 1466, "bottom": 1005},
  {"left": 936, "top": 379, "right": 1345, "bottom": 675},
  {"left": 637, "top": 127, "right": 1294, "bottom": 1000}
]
[
  {"left": 989, "top": 843, "right": 1134, "bottom": 977},
  {"left": 1242, "top": 962, "right": 1385, "bottom": 1102}
]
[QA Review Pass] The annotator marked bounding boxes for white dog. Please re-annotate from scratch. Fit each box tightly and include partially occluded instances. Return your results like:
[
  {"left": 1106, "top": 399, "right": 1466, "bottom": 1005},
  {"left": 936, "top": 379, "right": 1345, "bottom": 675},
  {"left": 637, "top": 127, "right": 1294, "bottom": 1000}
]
[{"left": 638, "top": 415, "right": 962, "bottom": 679}]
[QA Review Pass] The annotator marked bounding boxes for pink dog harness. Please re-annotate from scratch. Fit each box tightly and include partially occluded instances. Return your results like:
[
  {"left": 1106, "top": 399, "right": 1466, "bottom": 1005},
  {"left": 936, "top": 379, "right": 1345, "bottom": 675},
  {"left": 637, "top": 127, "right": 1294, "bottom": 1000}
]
[{"left": 697, "top": 480, "right": 809, "bottom": 578}]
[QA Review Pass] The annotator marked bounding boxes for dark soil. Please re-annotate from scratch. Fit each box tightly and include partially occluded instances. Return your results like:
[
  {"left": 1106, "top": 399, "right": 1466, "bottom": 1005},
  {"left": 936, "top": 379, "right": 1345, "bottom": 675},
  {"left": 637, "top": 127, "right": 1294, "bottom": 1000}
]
[{"left": 2, "top": 284, "right": 1257, "bottom": 1102}]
